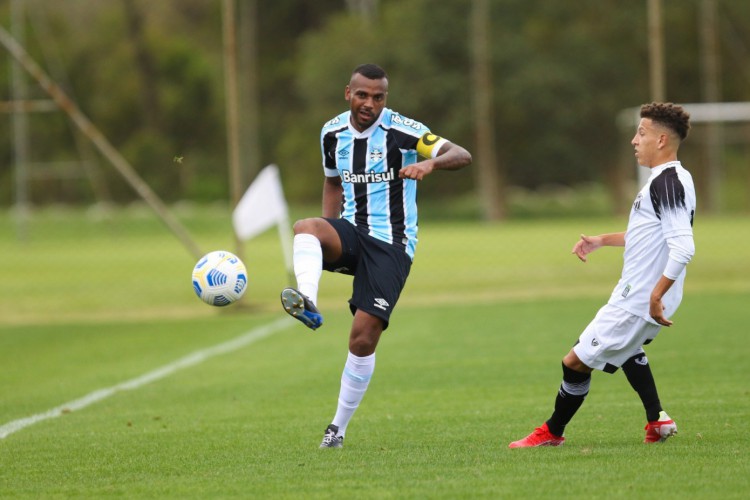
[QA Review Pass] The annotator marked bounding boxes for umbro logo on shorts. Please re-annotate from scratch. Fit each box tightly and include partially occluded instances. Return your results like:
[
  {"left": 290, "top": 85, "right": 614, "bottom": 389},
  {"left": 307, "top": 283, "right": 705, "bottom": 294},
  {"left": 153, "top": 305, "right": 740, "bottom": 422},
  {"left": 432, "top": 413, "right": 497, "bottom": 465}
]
[
  {"left": 374, "top": 298, "right": 389, "bottom": 311},
  {"left": 591, "top": 338, "right": 599, "bottom": 347}
]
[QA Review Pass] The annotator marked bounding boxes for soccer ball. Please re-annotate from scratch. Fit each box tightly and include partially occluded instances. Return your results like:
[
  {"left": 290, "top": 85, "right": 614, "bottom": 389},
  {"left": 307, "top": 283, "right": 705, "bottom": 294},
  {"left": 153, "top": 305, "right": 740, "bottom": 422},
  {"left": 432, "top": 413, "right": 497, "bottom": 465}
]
[{"left": 191, "top": 250, "right": 247, "bottom": 306}]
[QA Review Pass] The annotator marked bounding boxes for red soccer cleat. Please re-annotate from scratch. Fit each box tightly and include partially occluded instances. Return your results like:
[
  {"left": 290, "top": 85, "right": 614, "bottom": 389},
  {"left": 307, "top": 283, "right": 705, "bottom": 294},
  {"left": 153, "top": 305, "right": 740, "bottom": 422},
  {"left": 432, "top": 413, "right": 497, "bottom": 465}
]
[
  {"left": 509, "top": 422, "right": 565, "bottom": 448},
  {"left": 644, "top": 411, "right": 677, "bottom": 443}
]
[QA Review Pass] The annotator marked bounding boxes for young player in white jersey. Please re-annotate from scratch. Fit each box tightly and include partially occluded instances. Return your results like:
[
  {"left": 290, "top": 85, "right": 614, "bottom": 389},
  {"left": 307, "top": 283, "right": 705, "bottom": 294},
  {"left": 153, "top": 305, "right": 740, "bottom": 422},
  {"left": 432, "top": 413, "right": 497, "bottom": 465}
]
[
  {"left": 509, "top": 102, "right": 695, "bottom": 447},
  {"left": 280, "top": 64, "right": 472, "bottom": 448}
]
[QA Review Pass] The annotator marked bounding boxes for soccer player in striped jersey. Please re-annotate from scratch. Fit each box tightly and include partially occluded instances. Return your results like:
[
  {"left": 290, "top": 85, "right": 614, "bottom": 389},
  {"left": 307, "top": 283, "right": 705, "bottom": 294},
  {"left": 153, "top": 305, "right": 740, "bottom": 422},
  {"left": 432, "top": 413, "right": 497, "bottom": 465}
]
[
  {"left": 280, "top": 63, "right": 471, "bottom": 448},
  {"left": 509, "top": 102, "right": 695, "bottom": 448}
]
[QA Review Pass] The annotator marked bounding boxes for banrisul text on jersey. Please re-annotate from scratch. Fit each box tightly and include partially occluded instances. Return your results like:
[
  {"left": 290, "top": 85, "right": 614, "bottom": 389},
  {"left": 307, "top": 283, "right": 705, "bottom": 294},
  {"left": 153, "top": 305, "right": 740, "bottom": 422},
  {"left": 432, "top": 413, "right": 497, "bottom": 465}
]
[{"left": 341, "top": 170, "right": 396, "bottom": 184}]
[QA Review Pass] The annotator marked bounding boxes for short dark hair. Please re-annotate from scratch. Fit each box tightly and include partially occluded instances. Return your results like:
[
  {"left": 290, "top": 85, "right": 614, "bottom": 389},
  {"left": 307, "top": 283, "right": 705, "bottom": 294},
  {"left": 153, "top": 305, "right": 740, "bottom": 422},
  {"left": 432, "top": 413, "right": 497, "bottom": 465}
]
[
  {"left": 640, "top": 102, "right": 691, "bottom": 140},
  {"left": 352, "top": 63, "right": 388, "bottom": 80}
]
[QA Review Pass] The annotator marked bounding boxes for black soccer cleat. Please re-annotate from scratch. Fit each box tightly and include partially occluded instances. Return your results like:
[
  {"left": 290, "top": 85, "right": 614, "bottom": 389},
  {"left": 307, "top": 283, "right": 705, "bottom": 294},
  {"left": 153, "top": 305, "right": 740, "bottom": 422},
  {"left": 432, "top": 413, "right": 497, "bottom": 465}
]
[{"left": 319, "top": 424, "right": 343, "bottom": 448}]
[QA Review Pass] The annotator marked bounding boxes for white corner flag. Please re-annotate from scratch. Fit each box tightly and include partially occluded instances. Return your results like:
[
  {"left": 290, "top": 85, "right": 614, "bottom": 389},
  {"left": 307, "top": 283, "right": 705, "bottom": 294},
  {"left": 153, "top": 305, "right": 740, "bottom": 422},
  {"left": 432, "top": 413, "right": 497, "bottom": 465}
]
[{"left": 232, "top": 164, "right": 294, "bottom": 277}]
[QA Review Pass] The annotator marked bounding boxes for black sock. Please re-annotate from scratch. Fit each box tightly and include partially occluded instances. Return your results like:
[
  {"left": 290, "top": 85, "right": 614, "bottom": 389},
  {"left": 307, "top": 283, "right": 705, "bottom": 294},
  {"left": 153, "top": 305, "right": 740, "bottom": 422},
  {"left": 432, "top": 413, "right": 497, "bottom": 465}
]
[
  {"left": 546, "top": 363, "right": 591, "bottom": 437},
  {"left": 622, "top": 353, "right": 662, "bottom": 422}
]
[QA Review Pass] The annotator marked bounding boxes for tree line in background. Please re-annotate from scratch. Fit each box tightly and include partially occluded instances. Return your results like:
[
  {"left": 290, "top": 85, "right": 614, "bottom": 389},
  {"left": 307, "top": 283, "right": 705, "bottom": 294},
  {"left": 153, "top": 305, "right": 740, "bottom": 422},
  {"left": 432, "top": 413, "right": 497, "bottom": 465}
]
[{"left": 1, "top": 0, "right": 749, "bottom": 216}]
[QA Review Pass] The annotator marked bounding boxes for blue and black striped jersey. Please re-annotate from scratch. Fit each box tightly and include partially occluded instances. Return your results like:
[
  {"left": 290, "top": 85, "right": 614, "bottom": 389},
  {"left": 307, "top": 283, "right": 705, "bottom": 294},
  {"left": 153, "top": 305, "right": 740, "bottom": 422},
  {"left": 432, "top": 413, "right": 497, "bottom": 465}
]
[{"left": 321, "top": 108, "right": 444, "bottom": 260}]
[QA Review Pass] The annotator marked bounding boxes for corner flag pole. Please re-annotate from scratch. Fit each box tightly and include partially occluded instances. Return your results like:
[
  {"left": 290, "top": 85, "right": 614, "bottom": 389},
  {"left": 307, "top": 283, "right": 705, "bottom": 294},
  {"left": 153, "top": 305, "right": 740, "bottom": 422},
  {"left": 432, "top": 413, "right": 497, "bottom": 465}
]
[{"left": 232, "top": 164, "right": 295, "bottom": 285}]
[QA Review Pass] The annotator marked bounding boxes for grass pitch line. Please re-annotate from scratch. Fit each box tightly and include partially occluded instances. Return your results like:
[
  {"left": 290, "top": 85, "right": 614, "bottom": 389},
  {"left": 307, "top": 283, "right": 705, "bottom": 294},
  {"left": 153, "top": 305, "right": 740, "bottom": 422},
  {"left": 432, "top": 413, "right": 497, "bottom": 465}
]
[{"left": 0, "top": 316, "right": 294, "bottom": 440}]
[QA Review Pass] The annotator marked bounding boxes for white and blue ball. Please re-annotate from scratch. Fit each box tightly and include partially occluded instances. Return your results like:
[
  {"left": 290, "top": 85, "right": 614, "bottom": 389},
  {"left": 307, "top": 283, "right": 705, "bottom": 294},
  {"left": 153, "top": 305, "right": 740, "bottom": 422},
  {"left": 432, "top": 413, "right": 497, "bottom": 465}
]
[{"left": 192, "top": 251, "right": 247, "bottom": 306}]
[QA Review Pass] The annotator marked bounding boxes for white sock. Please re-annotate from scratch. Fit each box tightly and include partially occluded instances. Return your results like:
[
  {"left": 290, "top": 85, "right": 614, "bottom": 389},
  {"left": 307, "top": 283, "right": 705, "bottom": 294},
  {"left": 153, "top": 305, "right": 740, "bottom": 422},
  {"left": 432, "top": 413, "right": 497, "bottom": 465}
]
[
  {"left": 331, "top": 351, "right": 375, "bottom": 437},
  {"left": 293, "top": 234, "right": 322, "bottom": 305}
]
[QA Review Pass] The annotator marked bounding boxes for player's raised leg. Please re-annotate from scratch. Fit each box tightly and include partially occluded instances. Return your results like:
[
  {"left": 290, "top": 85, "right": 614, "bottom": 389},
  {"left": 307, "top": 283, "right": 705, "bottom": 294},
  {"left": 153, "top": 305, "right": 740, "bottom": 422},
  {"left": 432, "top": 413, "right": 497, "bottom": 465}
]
[
  {"left": 280, "top": 286, "right": 322, "bottom": 330},
  {"left": 290, "top": 233, "right": 323, "bottom": 305},
  {"left": 281, "top": 232, "right": 323, "bottom": 329},
  {"left": 280, "top": 222, "right": 327, "bottom": 330},
  {"left": 281, "top": 218, "right": 346, "bottom": 330}
]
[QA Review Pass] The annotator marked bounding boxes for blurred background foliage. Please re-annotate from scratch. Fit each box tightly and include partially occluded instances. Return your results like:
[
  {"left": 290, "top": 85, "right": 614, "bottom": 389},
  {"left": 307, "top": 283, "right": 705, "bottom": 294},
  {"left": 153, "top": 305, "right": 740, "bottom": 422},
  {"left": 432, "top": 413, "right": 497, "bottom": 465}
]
[{"left": 1, "top": 0, "right": 749, "bottom": 215}]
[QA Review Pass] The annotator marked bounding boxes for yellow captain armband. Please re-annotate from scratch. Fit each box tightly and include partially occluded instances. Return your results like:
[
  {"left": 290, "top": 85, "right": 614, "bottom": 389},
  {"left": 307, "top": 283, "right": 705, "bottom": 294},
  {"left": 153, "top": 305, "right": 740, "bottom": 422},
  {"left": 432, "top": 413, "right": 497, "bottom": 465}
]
[{"left": 416, "top": 132, "right": 448, "bottom": 159}]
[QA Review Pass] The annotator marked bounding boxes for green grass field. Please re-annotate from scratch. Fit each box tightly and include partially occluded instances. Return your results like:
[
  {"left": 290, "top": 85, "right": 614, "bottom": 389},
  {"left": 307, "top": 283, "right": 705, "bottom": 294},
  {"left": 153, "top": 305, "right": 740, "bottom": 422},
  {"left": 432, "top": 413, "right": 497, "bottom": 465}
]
[{"left": 1, "top": 207, "right": 749, "bottom": 498}]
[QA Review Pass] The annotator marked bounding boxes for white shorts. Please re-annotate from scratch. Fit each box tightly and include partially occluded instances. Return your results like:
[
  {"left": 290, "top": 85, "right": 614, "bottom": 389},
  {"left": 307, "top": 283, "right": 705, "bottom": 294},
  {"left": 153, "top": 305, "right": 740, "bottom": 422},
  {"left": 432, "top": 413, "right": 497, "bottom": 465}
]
[{"left": 573, "top": 304, "right": 661, "bottom": 373}]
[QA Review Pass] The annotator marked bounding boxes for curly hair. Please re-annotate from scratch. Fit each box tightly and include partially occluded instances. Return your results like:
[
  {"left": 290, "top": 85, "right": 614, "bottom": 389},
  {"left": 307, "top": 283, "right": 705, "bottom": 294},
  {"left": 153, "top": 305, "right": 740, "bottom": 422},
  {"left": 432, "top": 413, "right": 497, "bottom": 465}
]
[{"left": 640, "top": 102, "right": 691, "bottom": 141}]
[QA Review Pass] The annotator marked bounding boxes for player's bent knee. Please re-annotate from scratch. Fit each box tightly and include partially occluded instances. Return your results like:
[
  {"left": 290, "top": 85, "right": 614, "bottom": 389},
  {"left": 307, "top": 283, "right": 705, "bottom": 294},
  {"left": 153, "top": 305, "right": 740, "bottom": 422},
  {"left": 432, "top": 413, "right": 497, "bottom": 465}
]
[
  {"left": 348, "top": 317, "right": 384, "bottom": 356},
  {"left": 349, "top": 340, "right": 376, "bottom": 357},
  {"left": 292, "top": 217, "right": 334, "bottom": 237},
  {"left": 292, "top": 218, "right": 316, "bottom": 235},
  {"left": 563, "top": 349, "right": 592, "bottom": 373}
]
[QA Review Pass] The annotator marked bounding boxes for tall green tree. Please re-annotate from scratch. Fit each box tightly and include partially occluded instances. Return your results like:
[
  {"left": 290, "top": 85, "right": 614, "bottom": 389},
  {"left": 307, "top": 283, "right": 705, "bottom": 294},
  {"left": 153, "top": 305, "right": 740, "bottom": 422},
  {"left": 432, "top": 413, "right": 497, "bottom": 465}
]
[{"left": 2, "top": 0, "right": 750, "bottom": 210}]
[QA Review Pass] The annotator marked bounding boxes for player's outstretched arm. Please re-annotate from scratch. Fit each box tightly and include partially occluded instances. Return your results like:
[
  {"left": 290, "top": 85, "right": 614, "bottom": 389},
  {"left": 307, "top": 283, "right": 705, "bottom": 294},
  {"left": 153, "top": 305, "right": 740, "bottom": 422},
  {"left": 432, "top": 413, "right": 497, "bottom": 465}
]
[
  {"left": 432, "top": 141, "right": 472, "bottom": 171},
  {"left": 399, "top": 142, "right": 471, "bottom": 181},
  {"left": 572, "top": 232, "right": 625, "bottom": 262}
]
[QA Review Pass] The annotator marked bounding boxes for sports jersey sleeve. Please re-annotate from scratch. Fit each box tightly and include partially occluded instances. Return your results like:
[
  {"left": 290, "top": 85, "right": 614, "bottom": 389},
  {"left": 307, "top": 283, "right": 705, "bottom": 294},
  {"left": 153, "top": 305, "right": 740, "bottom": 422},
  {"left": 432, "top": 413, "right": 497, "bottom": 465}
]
[
  {"left": 649, "top": 166, "right": 696, "bottom": 280},
  {"left": 649, "top": 167, "right": 694, "bottom": 238},
  {"left": 663, "top": 234, "right": 695, "bottom": 279},
  {"left": 388, "top": 112, "right": 439, "bottom": 156},
  {"left": 416, "top": 132, "right": 448, "bottom": 159},
  {"left": 321, "top": 129, "right": 340, "bottom": 177}
]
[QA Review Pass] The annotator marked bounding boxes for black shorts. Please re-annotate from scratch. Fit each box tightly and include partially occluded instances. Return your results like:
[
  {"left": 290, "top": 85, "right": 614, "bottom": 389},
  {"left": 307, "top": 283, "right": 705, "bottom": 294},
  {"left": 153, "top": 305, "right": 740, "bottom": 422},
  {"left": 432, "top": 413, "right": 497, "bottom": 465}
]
[{"left": 322, "top": 218, "right": 412, "bottom": 330}]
